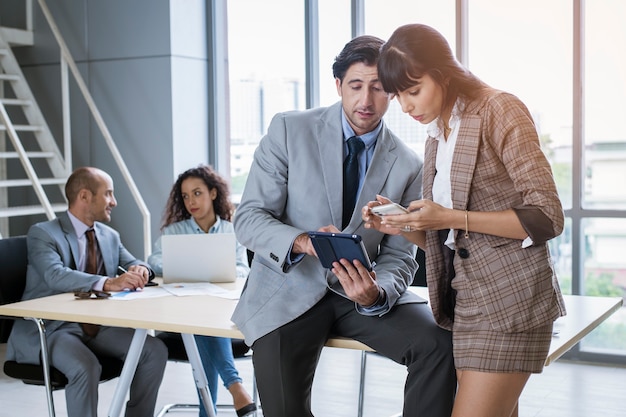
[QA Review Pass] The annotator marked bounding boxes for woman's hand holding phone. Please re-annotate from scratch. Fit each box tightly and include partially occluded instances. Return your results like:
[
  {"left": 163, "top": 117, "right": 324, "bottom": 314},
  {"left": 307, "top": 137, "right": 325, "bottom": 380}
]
[
  {"left": 370, "top": 202, "right": 409, "bottom": 216},
  {"left": 362, "top": 195, "right": 406, "bottom": 235}
]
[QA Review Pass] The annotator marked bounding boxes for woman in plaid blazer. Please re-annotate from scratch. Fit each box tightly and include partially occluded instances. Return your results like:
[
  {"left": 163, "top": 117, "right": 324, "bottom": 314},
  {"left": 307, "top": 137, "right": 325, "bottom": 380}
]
[{"left": 363, "top": 24, "right": 566, "bottom": 417}]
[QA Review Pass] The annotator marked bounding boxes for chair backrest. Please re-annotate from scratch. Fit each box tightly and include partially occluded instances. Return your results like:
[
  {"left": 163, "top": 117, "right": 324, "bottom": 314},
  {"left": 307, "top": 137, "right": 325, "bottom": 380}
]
[
  {"left": 0, "top": 236, "right": 28, "bottom": 343},
  {"left": 412, "top": 247, "right": 427, "bottom": 287}
]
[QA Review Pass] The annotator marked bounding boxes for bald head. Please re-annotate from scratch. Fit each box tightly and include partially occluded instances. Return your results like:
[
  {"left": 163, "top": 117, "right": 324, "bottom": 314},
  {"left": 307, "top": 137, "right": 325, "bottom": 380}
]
[
  {"left": 65, "top": 167, "right": 116, "bottom": 225},
  {"left": 65, "top": 167, "right": 108, "bottom": 207}
]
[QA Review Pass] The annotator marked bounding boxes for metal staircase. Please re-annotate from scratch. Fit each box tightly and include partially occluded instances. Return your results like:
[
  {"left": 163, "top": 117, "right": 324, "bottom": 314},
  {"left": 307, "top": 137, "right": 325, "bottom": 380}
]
[
  {"left": 0, "top": 0, "right": 151, "bottom": 257},
  {"left": 0, "top": 33, "right": 68, "bottom": 238}
]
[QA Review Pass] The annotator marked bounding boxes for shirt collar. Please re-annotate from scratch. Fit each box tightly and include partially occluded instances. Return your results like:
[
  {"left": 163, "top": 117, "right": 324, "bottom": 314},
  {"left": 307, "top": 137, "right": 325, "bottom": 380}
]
[
  {"left": 189, "top": 215, "right": 222, "bottom": 233},
  {"left": 427, "top": 98, "right": 464, "bottom": 140},
  {"left": 67, "top": 210, "right": 92, "bottom": 237},
  {"left": 341, "top": 110, "right": 383, "bottom": 150}
]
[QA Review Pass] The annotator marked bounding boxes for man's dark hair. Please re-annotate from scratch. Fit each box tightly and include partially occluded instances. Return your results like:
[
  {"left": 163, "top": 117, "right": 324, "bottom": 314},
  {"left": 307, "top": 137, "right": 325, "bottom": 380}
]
[{"left": 332, "top": 35, "right": 385, "bottom": 82}]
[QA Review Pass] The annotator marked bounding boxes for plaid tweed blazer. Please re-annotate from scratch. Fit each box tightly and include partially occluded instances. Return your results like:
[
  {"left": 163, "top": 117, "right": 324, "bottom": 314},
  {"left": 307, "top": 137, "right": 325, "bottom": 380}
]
[{"left": 423, "top": 89, "right": 566, "bottom": 332}]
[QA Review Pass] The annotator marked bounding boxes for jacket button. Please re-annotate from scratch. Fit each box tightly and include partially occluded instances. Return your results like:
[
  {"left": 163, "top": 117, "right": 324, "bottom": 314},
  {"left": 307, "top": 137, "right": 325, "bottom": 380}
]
[{"left": 458, "top": 248, "right": 469, "bottom": 259}]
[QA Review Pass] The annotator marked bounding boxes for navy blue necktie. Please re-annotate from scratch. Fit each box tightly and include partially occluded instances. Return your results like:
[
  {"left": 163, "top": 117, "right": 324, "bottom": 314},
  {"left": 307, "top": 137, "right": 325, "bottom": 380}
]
[{"left": 343, "top": 136, "right": 365, "bottom": 229}]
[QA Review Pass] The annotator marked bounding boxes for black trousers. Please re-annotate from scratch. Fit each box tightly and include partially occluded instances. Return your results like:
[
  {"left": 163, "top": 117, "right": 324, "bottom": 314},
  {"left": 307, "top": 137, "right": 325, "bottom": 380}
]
[{"left": 252, "top": 291, "right": 456, "bottom": 417}]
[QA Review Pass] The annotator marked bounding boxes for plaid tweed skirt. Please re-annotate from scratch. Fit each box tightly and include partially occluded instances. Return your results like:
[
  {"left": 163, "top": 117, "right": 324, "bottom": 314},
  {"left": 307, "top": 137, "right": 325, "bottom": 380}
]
[{"left": 451, "top": 275, "right": 553, "bottom": 373}]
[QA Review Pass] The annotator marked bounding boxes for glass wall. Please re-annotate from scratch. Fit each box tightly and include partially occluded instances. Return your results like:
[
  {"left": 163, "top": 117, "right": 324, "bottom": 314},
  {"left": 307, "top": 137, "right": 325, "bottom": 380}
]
[
  {"left": 584, "top": 1, "right": 626, "bottom": 210},
  {"left": 227, "top": 0, "right": 305, "bottom": 200},
  {"left": 364, "top": 0, "right": 455, "bottom": 160},
  {"left": 223, "top": 0, "right": 626, "bottom": 363},
  {"left": 318, "top": 0, "right": 351, "bottom": 107},
  {"left": 575, "top": 0, "right": 626, "bottom": 359},
  {"left": 469, "top": 0, "right": 574, "bottom": 209}
]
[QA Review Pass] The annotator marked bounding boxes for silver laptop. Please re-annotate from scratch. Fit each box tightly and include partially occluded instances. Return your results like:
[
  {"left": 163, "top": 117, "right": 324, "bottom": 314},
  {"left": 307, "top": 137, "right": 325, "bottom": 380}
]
[{"left": 161, "top": 233, "right": 238, "bottom": 284}]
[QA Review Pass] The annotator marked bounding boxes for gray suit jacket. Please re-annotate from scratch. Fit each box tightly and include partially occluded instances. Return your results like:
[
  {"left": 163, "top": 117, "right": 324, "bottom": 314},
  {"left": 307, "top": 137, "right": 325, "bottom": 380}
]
[
  {"left": 232, "top": 102, "right": 424, "bottom": 345},
  {"left": 6, "top": 211, "right": 149, "bottom": 363}
]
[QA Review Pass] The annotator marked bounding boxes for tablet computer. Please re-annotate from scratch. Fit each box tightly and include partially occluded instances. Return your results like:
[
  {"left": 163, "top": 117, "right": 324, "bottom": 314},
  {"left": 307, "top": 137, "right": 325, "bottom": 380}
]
[{"left": 308, "top": 231, "right": 373, "bottom": 271}]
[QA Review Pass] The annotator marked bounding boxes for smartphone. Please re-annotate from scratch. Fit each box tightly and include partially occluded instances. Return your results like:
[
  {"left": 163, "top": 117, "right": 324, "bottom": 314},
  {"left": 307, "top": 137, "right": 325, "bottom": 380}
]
[{"left": 371, "top": 202, "right": 408, "bottom": 216}]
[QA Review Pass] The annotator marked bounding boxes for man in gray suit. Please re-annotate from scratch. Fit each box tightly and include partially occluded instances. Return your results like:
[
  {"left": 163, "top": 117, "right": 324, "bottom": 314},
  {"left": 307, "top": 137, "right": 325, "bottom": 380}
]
[
  {"left": 232, "top": 36, "right": 456, "bottom": 416},
  {"left": 6, "top": 167, "right": 167, "bottom": 417}
]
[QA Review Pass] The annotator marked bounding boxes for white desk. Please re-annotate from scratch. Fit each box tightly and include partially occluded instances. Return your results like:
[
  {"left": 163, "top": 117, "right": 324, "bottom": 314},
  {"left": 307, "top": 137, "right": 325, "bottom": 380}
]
[
  {"left": 544, "top": 293, "right": 623, "bottom": 364},
  {"left": 0, "top": 280, "right": 246, "bottom": 417},
  {"left": 0, "top": 283, "right": 622, "bottom": 416},
  {"left": 332, "top": 287, "right": 624, "bottom": 366}
]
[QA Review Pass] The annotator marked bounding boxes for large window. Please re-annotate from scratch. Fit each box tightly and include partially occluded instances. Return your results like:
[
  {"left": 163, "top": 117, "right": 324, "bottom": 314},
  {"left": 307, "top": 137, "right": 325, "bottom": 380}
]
[
  {"left": 318, "top": 0, "right": 351, "bottom": 107},
  {"left": 467, "top": 0, "right": 579, "bottom": 341},
  {"left": 227, "top": 0, "right": 305, "bottom": 200},
  {"left": 578, "top": 0, "right": 626, "bottom": 357},
  {"left": 468, "top": 0, "right": 625, "bottom": 361},
  {"left": 584, "top": 1, "right": 626, "bottom": 209},
  {"left": 364, "top": 0, "right": 455, "bottom": 160},
  {"left": 469, "top": 0, "right": 574, "bottom": 208},
  {"left": 223, "top": 1, "right": 626, "bottom": 363}
]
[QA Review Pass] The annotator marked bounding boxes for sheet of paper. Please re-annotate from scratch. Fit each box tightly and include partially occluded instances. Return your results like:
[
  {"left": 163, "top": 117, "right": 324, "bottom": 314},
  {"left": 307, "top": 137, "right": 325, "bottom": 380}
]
[
  {"left": 161, "top": 282, "right": 242, "bottom": 299},
  {"left": 108, "top": 286, "right": 172, "bottom": 300}
]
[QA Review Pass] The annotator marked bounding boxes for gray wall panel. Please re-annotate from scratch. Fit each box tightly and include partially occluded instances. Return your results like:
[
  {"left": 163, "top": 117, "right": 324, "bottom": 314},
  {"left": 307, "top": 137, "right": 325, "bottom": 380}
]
[
  {"left": 88, "top": 56, "right": 174, "bottom": 256},
  {"left": 13, "top": 0, "right": 88, "bottom": 65},
  {"left": 2, "top": 0, "right": 210, "bottom": 257},
  {"left": 87, "top": 0, "right": 172, "bottom": 60}
]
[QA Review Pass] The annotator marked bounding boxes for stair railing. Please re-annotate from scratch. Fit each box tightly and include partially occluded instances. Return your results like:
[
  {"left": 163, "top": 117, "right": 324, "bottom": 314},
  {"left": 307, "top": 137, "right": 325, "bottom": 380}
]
[
  {"left": 36, "top": 0, "right": 151, "bottom": 258},
  {"left": 0, "top": 100, "right": 56, "bottom": 219}
]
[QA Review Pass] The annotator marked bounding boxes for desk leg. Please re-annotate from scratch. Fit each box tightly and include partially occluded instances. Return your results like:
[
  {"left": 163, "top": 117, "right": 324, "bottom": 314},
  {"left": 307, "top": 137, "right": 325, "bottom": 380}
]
[
  {"left": 107, "top": 329, "right": 148, "bottom": 417},
  {"left": 28, "top": 317, "right": 56, "bottom": 417},
  {"left": 181, "top": 333, "right": 215, "bottom": 417}
]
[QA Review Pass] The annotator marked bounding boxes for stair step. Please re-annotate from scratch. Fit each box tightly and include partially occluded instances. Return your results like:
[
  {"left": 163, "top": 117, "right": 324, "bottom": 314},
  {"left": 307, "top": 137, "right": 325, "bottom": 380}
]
[
  {"left": 0, "top": 73, "right": 20, "bottom": 81},
  {"left": 0, "top": 124, "right": 41, "bottom": 132},
  {"left": 0, "top": 178, "right": 67, "bottom": 187},
  {"left": 0, "top": 151, "right": 56, "bottom": 158},
  {"left": 0, "top": 203, "right": 67, "bottom": 218},
  {"left": 0, "top": 38, "right": 72, "bottom": 226},
  {"left": 0, "top": 98, "right": 31, "bottom": 106}
]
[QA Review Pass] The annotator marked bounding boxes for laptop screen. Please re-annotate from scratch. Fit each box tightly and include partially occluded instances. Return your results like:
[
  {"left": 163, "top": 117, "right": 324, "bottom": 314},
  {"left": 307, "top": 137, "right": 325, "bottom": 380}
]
[{"left": 161, "top": 233, "right": 237, "bottom": 284}]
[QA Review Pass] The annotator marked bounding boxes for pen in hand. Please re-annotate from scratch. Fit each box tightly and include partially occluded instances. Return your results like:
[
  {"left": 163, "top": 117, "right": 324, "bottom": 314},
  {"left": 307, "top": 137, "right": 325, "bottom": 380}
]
[{"left": 116, "top": 266, "right": 142, "bottom": 292}]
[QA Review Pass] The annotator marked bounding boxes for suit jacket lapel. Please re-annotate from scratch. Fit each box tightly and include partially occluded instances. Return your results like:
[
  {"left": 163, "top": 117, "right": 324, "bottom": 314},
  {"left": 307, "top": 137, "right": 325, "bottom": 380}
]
[
  {"left": 423, "top": 137, "right": 437, "bottom": 201},
  {"left": 59, "top": 212, "right": 81, "bottom": 270},
  {"left": 450, "top": 114, "right": 482, "bottom": 210},
  {"left": 317, "top": 103, "right": 347, "bottom": 228},
  {"left": 60, "top": 212, "right": 114, "bottom": 277},
  {"left": 358, "top": 127, "right": 396, "bottom": 210},
  {"left": 94, "top": 224, "right": 115, "bottom": 277},
  {"left": 316, "top": 103, "right": 399, "bottom": 231}
]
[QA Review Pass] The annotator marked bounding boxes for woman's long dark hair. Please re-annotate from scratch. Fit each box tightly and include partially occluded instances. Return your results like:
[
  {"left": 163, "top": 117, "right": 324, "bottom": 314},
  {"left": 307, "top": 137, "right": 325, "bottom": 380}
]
[
  {"left": 161, "top": 164, "right": 234, "bottom": 229},
  {"left": 378, "top": 24, "right": 488, "bottom": 113}
]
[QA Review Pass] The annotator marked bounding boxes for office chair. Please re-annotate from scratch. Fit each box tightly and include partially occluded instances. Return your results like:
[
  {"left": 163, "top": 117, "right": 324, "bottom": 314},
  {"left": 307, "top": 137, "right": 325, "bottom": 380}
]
[
  {"left": 356, "top": 247, "right": 427, "bottom": 417},
  {"left": 0, "top": 235, "right": 124, "bottom": 417},
  {"left": 155, "top": 332, "right": 258, "bottom": 416}
]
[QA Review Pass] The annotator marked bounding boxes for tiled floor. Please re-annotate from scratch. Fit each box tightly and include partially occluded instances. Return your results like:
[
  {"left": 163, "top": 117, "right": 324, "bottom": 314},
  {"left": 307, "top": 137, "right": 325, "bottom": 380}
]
[{"left": 1, "top": 342, "right": 625, "bottom": 417}]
